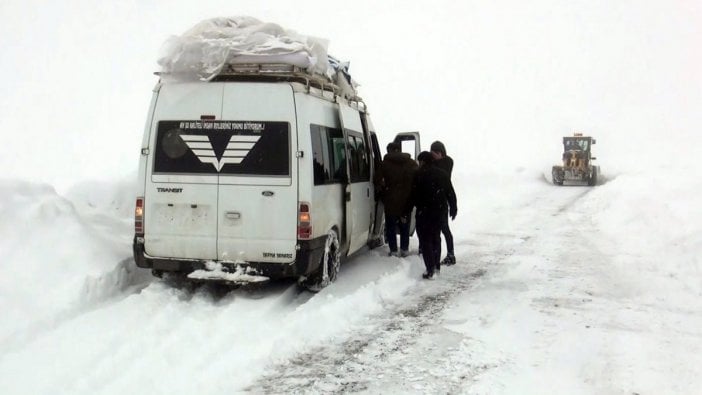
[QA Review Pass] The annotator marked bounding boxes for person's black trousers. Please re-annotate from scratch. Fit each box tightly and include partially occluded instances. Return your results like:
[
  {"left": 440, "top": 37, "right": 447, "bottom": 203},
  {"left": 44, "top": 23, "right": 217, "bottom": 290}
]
[
  {"left": 441, "top": 216, "right": 454, "bottom": 256},
  {"left": 416, "top": 221, "right": 441, "bottom": 275},
  {"left": 385, "top": 213, "right": 410, "bottom": 253}
]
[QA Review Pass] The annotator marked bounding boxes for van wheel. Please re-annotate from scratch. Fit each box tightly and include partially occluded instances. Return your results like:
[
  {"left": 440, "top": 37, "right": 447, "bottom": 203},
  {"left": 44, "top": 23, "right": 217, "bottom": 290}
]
[{"left": 302, "top": 230, "right": 341, "bottom": 292}]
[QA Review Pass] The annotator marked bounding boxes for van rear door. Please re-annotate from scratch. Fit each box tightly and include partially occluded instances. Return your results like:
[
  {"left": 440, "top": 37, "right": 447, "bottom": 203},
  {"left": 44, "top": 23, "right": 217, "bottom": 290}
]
[
  {"left": 217, "top": 83, "right": 297, "bottom": 263},
  {"left": 393, "top": 132, "right": 421, "bottom": 235},
  {"left": 145, "top": 83, "right": 224, "bottom": 260}
]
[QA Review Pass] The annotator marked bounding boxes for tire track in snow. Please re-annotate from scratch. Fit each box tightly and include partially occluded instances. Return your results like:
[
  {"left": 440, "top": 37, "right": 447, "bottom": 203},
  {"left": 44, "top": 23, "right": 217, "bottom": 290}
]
[
  {"left": 248, "top": 245, "right": 517, "bottom": 394},
  {"left": 249, "top": 185, "right": 596, "bottom": 393},
  {"left": 552, "top": 186, "right": 595, "bottom": 215}
]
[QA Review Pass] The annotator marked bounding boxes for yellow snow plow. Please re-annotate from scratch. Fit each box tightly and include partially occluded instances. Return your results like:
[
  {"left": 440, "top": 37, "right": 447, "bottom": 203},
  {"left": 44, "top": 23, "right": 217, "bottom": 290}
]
[{"left": 552, "top": 133, "right": 600, "bottom": 186}]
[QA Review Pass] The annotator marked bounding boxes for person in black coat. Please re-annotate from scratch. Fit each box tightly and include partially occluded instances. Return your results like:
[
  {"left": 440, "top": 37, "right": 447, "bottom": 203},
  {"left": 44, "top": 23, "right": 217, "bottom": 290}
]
[
  {"left": 380, "top": 142, "right": 418, "bottom": 256},
  {"left": 430, "top": 141, "right": 456, "bottom": 265},
  {"left": 408, "top": 151, "right": 457, "bottom": 279}
]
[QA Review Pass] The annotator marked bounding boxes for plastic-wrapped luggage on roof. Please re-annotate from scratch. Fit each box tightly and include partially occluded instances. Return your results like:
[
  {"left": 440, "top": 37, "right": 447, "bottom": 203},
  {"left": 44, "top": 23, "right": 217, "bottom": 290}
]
[{"left": 157, "top": 16, "right": 357, "bottom": 98}]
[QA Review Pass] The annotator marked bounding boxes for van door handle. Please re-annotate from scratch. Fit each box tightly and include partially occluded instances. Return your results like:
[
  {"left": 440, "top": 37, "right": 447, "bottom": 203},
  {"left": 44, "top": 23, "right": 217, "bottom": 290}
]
[
  {"left": 345, "top": 191, "right": 351, "bottom": 201},
  {"left": 225, "top": 211, "right": 241, "bottom": 219}
]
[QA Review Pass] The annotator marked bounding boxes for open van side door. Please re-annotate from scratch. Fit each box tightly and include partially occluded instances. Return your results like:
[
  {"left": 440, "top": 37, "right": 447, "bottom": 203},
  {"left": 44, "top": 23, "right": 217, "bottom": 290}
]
[
  {"left": 394, "top": 132, "right": 421, "bottom": 160},
  {"left": 338, "top": 102, "right": 372, "bottom": 255},
  {"left": 360, "top": 111, "right": 383, "bottom": 246},
  {"left": 393, "top": 131, "right": 421, "bottom": 235},
  {"left": 368, "top": 132, "right": 384, "bottom": 245}
]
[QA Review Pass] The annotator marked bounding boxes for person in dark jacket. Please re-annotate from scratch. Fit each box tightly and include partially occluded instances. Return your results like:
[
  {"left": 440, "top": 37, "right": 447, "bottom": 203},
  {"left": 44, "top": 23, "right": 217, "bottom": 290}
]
[
  {"left": 408, "top": 151, "right": 457, "bottom": 279},
  {"left": 380, "top": 142, "right": 418, "bottom": 257},
  {"left": 430, "top": 141, "right": 457, "bottom": 265}
]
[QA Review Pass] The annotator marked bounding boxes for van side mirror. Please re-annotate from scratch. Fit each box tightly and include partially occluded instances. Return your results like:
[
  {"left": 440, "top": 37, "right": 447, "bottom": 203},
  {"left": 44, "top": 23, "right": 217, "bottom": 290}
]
[{"left": 592, "top": 139, "right": 596, "bottom": 144}]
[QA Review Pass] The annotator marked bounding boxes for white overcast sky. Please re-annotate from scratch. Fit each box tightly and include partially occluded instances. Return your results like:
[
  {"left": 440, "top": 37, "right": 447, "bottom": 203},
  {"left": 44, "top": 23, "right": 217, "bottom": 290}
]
[{"left": 1, "top": 0, "right": 700, "bottom": 189}]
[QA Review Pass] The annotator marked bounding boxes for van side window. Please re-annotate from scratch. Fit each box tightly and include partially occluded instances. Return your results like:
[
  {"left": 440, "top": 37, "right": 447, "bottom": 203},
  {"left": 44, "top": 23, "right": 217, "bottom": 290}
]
[
  {"left": 330, "top": 134, "right": 346, "bottom": 182},
  {"left": 310, "top": 124, "right": 345, "bottom": 185},
  {"left": 354, "top": 134, "right": 370, "bottom": 182},
  {"left": 347, "top": 132, "right": 370, "bottom": 183},
  {"left": 311, "top": 125, "right": 328, "bottom": 184},
  {"left": 347, "top": 135, "right": 360, "bottom": 182}
]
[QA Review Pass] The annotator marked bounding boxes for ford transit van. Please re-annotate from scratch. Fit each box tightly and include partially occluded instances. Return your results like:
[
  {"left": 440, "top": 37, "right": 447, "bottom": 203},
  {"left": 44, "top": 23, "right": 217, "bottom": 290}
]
[{"left": 133, "top": 64, "right": 418, "bottom": 290}]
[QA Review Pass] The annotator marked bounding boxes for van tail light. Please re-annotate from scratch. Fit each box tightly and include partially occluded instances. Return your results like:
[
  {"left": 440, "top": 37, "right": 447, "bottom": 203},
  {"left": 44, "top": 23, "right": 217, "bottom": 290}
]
[
  {"left": 135, "top": 197, "right": 144, "bottom": 235},
  {"left": 297, "top": 202, "right": 312, "bottom": 239}
]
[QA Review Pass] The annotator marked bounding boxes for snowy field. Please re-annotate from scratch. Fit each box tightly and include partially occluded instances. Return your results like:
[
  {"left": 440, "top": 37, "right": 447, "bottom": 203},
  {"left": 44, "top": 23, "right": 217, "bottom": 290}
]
[
  {"left": 1, "top": 1, "right": 701, "bottom": 394},
  {"left": 1, "top": 164, "right": 700, "bottom": 394}
]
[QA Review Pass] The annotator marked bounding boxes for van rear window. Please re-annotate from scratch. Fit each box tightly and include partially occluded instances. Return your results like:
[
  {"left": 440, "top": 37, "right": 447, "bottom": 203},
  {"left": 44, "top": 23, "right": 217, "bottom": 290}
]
[{"left": 154, "top": 121, "right": 290, "bottom": 176}]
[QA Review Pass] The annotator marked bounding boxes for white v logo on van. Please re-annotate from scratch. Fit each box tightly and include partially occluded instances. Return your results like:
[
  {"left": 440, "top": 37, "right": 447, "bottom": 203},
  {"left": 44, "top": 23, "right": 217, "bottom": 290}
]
[{"left": 180, "top": 134, "right": 261, "bottom": 172}]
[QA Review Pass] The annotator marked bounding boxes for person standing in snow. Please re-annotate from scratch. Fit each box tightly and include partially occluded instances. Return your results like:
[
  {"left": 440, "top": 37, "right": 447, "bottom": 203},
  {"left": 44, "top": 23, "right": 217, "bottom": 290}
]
[
  {"left": 380, "top": 142, "right": 418, "bottom": 257},
  {"left": 408, "top": 151, "right": 457, "bottom": 279},
  {"left": 430, "top": 141, "right": 457, "bottom": 265}
]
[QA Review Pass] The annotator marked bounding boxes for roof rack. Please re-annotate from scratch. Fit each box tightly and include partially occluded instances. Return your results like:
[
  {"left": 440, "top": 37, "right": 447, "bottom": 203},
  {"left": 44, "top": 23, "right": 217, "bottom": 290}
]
[
  {"left": 212, "top": 63, "right": 343, "bottom": 95},
  {"left": 155, "top": 62, "right": 364, "bottom": 106}
]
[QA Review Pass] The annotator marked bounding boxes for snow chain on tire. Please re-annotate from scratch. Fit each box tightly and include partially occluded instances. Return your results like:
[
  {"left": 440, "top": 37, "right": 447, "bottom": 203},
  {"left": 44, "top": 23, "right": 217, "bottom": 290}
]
[{"left": 303, "top": 230, "right": 340, "bottom": 292}]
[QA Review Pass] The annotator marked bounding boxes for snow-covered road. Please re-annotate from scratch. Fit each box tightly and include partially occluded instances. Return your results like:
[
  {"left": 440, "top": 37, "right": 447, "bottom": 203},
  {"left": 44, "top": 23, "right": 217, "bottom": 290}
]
[
  {"left": 1, "top": 169, "right": 701, "bottom": 394},
  {"left": 251, "top": 180, "right": 597, "bottom": 393}
]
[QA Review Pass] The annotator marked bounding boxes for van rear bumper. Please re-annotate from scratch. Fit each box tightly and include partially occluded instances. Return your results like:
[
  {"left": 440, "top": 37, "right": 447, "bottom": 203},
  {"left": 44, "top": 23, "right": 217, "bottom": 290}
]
[{"left": 133, "top": 235, "right": 326, "bottom": 279}]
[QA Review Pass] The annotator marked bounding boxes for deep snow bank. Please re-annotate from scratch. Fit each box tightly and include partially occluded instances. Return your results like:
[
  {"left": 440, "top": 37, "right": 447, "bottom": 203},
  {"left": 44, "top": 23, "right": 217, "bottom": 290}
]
[
  {"left": 581, "top": 165, "right": 702, "bottom": 299},
  {"left": 0, "top": 180, "right": 145, "bottom": 344},
  {"left": 64, "top": 175, "right": 137, "bottom": 219}
]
